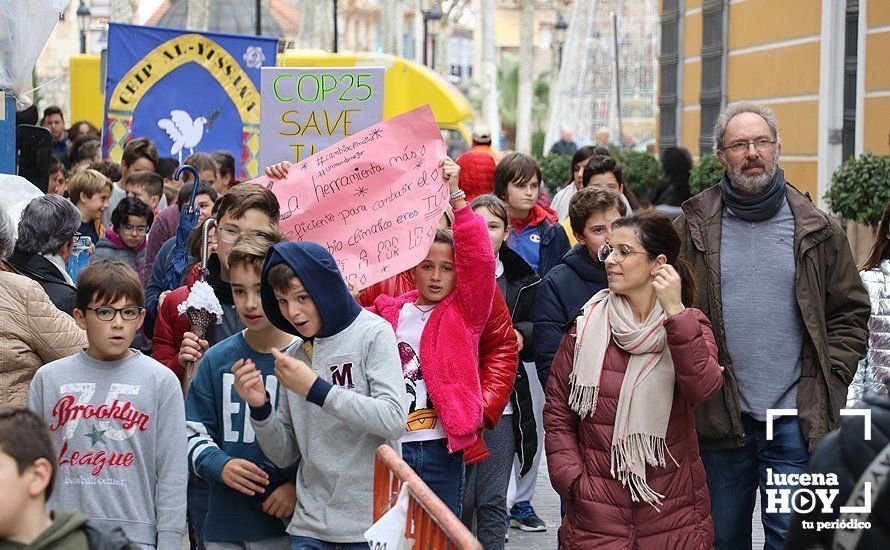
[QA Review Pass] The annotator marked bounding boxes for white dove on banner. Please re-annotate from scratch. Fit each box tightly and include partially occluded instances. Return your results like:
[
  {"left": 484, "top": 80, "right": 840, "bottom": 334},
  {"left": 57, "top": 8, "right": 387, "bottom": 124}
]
[{"left": 157, "top": 110, "right": 208, "bottom": 162}]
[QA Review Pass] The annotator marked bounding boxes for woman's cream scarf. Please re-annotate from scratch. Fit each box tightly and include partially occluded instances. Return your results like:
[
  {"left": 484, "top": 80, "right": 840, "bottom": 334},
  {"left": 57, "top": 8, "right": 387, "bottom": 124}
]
[{"left": 569, "top": 289, "right": 677, "bottom": 508}]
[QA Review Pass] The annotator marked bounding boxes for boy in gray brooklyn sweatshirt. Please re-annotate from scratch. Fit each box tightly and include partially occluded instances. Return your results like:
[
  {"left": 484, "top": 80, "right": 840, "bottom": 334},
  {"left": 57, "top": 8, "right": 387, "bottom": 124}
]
[
  {"left": 232, "top": 242, "right": 406, "bottom": 545},
  {"left": 27, "top": 260, "right": 187, "bottom": 550}
]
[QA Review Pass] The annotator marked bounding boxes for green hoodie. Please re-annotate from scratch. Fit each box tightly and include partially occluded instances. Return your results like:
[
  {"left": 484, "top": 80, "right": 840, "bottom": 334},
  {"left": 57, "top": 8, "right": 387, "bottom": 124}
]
[{"left": 0, "top": 511, "right": 89, "bottom": 550}]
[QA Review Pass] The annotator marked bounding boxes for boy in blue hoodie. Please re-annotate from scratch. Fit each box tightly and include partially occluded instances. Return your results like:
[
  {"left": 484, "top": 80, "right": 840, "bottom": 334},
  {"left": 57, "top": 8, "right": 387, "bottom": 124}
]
[
  {"left": 185, "top": 227, "right": 298, "bottom": 550},
  {"left": 231, "top": 241, "right": 406, "bottom": 548}
]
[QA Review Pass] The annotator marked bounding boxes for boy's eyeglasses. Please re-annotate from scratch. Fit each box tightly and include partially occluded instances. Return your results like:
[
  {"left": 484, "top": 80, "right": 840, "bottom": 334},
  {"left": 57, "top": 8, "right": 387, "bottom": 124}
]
[
  {"left": 597, "top": 243, "right": 648, "bottom": 263},
  {"left": 85, "top": 306, "right": 144, "bottom": 321},
  {"left": 218, "top": 225, "right": 242, "bottom": 244},
  {"left": 121, "top": 224, "right": 148, "bottom": 235},
  {"left": 122, "top": 224, "right": 149, "bottom": 235},
  {"left": 71, "top": 232, "right": 82, "bottom": 243}
]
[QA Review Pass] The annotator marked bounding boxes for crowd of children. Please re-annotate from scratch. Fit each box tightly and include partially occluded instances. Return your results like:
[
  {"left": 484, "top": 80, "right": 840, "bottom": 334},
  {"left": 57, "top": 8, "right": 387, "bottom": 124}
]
[
  {"left": 14, "top": 103, "right": 874, "bottom": 550},
  {"left": 0, "top": 127, "right": 715, "bottom": 549}
]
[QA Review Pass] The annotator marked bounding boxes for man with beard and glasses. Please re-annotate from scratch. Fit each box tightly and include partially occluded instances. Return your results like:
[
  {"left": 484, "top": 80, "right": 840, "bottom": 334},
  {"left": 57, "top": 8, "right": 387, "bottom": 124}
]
[{"left": 673, "top": 101, "right": 870, "bottom": 550}]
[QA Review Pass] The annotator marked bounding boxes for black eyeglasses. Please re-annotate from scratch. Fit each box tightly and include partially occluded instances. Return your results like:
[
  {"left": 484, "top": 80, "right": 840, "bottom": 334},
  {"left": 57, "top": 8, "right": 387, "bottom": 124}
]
[
  {"left": 597, "top": 243, "right": 648, "bottom": 263},
  {"left": 72, "top": 232, "right": 82, "bottom": 243},
  {"left": 722, "top": 139, "right": 776, "bottom": 155},
  {"left": 85, "top": 306, "right": 144, "bottom": 321}
]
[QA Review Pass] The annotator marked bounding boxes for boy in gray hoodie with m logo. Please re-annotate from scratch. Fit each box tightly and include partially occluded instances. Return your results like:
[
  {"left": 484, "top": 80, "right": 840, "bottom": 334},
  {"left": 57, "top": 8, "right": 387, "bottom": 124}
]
[{"left": 231, "top": 241, "right": 407, "bottom": 548}]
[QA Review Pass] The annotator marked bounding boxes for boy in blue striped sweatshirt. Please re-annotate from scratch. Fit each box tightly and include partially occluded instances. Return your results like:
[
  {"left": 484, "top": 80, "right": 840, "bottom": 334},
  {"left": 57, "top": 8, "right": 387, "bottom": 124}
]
[{"left": 185, "top": 228, "right": 298, "bottom": 550}]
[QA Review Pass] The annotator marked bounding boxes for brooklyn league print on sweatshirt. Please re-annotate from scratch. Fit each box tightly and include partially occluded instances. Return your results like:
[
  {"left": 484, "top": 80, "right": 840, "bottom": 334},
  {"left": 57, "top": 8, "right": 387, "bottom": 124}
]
[{"left": 27, "top": 351, "right": 188, "bottom": 550}]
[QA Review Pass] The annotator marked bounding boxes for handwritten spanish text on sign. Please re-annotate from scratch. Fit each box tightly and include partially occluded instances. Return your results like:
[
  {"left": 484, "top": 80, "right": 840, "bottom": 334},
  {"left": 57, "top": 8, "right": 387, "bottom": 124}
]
[
  {"left": 258, "top": 67, "right": 385, "bottom": 168},
  {"left": 251, "top": 105, "right": 448, "bottom": 290}
]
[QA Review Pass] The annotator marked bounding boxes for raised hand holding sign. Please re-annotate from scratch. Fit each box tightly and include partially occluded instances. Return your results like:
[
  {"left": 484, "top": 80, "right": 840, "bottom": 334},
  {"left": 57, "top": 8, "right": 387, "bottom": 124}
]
[{"left": 250, "top": 105, "right": 449, "bottom": 290}]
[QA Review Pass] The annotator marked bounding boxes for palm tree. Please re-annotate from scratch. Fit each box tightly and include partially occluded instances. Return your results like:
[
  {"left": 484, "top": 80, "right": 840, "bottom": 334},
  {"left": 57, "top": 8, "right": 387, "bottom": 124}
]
[
  {"left": 515, "top": 0, "right": 536, "bottom": 154},
  {"left": 433, "top": 0, "right": 471, "bottom": 75},
  {"left": 480, "top": 0, "right": 501, "bottom": 149},
  {"left": 186, "top": 0, "right": 210, "bottom": 30},
  {"left": 297, "top": 0, "right": 333, "bottom": 50},
  {"left": 469, "top": 55, "right": 549, "bottom": 150},
  {"left": 379, "top": 0, "right": 402, "bottom": 55}
]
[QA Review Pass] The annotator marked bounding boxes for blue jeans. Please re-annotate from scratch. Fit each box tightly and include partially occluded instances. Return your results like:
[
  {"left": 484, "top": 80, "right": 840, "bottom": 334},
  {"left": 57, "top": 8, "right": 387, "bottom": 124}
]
[
  {"left": 289, "top": 537, "right": 367, "bottom": 549},
  {"left": 402, "top": 439, "right": 465, "bottom": 516},
  {"left": 701, "top": 413, "right": 810, "bottom": 550},
  {"left": 188, "top": 477, "right": 210, "bottom": 550}
]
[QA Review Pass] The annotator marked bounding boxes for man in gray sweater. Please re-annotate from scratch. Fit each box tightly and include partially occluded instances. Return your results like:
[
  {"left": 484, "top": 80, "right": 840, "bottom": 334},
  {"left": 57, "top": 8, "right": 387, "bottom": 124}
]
[
  {"left": 674, "top": 101, "right": 870, "bottom": 550},
  {"left": 233, "top": 241, "right": 406, "bottom": 547}
]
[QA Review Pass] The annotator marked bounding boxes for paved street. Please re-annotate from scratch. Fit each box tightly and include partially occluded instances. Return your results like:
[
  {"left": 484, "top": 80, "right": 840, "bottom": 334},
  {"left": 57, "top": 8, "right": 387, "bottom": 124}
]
[
  {"left": 505, "top": 450, "right": 767, "bottom": 549},
  {"left": 504, "top": 454, "right": 558, "bottom": 550}
]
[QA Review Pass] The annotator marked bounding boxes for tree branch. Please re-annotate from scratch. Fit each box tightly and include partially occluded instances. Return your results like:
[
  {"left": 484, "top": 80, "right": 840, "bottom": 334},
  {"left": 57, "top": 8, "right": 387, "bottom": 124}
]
[{"left": 444, "top": 0, "right": 470, "bottom": 22}]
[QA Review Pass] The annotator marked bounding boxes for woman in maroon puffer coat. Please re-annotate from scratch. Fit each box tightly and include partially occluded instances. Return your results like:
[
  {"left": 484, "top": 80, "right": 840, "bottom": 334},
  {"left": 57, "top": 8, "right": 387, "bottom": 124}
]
[{"left": 544, "top": 210, "right": 723, "bottom": 549}]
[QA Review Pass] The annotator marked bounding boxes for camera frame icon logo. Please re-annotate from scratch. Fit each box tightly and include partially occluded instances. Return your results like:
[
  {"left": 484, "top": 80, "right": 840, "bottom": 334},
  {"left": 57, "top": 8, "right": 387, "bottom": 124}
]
[{"left": 763, "top": 408, "right": 874, "bottom": 521}]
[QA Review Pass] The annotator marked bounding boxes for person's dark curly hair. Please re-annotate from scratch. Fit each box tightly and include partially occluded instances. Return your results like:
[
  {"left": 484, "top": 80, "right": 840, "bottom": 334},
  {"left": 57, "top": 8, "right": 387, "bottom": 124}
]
[
  {"left": 582, "top": 155, "right": 623, "bottom": 187},
  {"left": 110, "top": 196, "right": 154, "bottom": 232}
]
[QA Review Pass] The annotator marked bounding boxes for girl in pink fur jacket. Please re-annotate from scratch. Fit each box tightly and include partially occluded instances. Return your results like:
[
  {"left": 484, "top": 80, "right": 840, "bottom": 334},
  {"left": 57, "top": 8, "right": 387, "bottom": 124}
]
[{"left": 370, "top": 157, "right": 497, "bottom": 515}]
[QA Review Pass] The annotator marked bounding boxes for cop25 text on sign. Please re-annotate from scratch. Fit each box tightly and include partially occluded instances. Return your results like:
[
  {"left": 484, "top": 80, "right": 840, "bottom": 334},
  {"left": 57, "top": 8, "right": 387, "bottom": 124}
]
[
  {"left": 258, "top": 67, "right": 385, "bottom": 168},
  {"left": 250, "top": 105, "right": 448, "bottom": 290}
]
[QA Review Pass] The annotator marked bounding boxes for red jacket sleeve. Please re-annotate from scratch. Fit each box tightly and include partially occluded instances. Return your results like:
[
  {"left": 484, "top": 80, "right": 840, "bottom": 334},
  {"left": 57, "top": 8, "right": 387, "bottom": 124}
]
[
  {"left": 452, "top": 204, "right": 496, "bottom": 335},
  {"left": 151, "top": 286, "right": 190, "bottom": 382},
  {"left": 664, "top": 308, "right": 724, "bottom": 405},
  {"left": 358, "top": 271, "right": 415, "bottom": 307},
  {"left": 543, "top": 329, "right": 585, "bottom": 500},
  {"left": 358, "top": 279, "right": 388, "bottom": 308},
  {"left": 477, "top": 291, "right": 519, "bottom": 429}
]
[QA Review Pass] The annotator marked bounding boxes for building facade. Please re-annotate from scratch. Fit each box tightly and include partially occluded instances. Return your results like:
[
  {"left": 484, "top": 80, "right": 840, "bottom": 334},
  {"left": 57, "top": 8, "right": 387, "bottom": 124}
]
[{"left": 659, "top": 0, "right": 889, "bottom": 202}]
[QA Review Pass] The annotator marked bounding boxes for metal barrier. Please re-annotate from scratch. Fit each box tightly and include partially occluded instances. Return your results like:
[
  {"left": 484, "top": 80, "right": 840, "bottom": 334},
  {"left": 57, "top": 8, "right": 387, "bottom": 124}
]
[{"left": 373, "top": 445, "right": 482, "bottom": 550}]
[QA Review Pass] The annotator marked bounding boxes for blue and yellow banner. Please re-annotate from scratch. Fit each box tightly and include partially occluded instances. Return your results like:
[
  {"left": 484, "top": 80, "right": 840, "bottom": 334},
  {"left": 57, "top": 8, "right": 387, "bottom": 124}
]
[{"left": 101, "top": 23, "right": 277, "bottom": 179}]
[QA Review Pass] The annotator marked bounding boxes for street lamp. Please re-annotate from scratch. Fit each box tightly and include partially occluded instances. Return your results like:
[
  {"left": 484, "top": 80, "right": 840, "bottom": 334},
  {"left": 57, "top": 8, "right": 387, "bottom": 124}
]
[
  {"left": 554, "top": 13, "right": 568, "bottom": 70},
  {"left": 333, "top": 0, "right": 339, "bottom": 53},
  {"left": 77, "top": 1, "right": 91, "bottom": 55},
  {"left": 422, "top": 2, "right": 443, "bottom": 68},
  {"left": 255, "top": 0, "right": 262, "bottom": 35}
]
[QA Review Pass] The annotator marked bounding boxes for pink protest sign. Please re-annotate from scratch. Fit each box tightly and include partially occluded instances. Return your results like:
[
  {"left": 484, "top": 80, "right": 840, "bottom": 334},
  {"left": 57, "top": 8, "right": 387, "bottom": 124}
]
[{"left": 249, "top": 105, "right": 449, "bottom": 290}]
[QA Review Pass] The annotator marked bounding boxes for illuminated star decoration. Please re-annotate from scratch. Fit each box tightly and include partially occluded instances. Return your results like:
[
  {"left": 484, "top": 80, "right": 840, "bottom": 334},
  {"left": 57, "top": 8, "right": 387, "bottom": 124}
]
[
  {"left": 85, "top": 425, "right": 106, "bottom": 446},
  {"left": 354, "top": 186, "right": 368, "bottom": 197},
  {"left": 370, "top": 129, "right": 382, "bottom": 139}
]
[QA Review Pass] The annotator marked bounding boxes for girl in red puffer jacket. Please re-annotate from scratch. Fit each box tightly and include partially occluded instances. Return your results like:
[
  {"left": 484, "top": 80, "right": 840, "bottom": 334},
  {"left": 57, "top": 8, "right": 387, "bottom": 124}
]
[
  {"left": 370, "top": 158, "right": 502, "bottom": 516},
  {"left": 461, "top": 194, "right": 541, "bottom": 549},
  {"left": 544, "top": 210, "right": 723, "bottom": 549}
]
